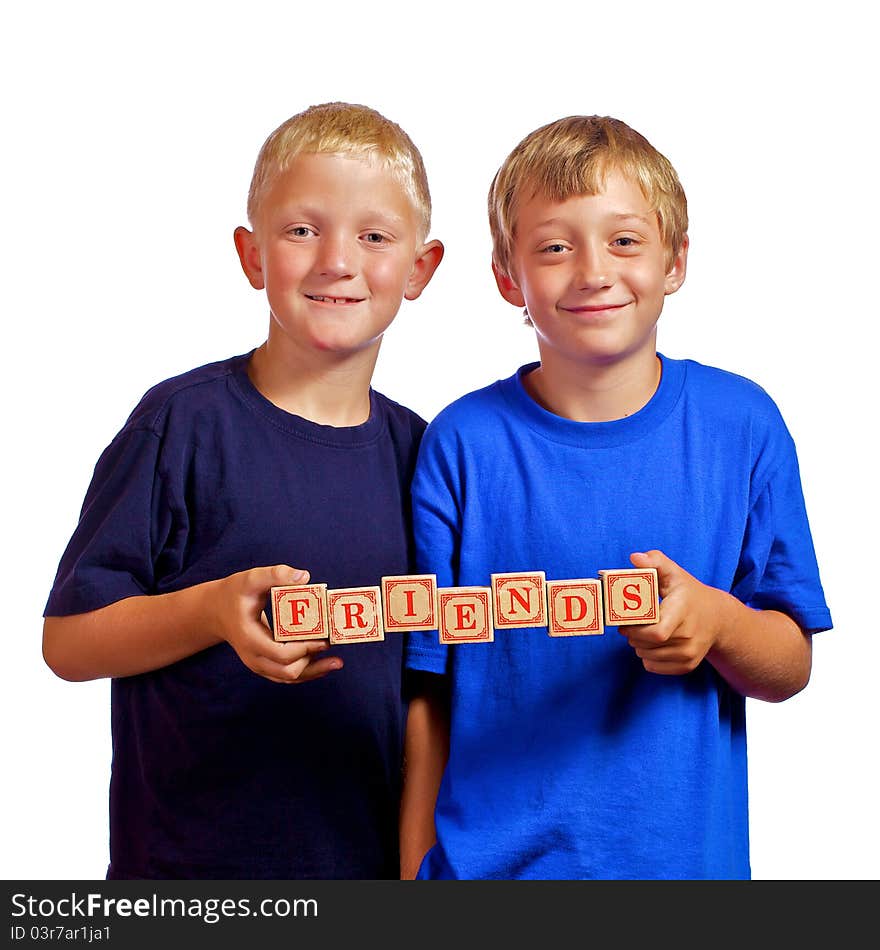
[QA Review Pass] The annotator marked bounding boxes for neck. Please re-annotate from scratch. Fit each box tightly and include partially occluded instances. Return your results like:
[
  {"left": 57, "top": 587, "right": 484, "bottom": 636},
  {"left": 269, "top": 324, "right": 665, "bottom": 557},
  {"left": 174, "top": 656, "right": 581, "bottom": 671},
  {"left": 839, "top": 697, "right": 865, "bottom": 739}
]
[
  {"left": 524, "top": 348, "right": 662, "bottom": 423},
  {"left": 247, "top": 338, "right": 379, "bottom": 427}
]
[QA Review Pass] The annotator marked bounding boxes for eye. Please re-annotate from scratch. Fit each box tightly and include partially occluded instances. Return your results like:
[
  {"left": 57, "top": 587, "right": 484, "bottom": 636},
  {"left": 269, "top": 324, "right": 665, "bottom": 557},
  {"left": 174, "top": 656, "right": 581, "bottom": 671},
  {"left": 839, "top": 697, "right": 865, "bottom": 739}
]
[
  {"left": 287, "top": 226, "right": 314, "bottom": 238},
  {"left": 363, "top": 232, "right": 389, "bottom": 244},
  {"left": 540, "top": 243, "right": 567, "bottom": 254},
  {"left": 612, "top": 236, "right": 639, "bottom": 248}
]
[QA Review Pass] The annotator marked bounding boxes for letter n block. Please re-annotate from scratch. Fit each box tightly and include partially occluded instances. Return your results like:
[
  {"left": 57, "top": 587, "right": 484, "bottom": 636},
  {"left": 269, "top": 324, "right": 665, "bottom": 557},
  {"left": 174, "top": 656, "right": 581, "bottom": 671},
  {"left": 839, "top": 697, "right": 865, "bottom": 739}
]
[
  {"left": 598, "top": 568, "right": 659, "bottom": 626},
  {"left": 437, "top": 587, "right": 494, "bottom": 644},
  {"left": 546, "top": 579, "right": 604, "bottom": 637},
  {"left": 327, "top": 586, "right": 385, "bottom": 643},
  {"left": 270, "top": 584, "right": 329, "bottom": 642},
  {"left": 381, "top": 574, "right": 438, "bottom": 632},
  {"left": 491, "top": 571, "right": 548, "bottom": 629}
]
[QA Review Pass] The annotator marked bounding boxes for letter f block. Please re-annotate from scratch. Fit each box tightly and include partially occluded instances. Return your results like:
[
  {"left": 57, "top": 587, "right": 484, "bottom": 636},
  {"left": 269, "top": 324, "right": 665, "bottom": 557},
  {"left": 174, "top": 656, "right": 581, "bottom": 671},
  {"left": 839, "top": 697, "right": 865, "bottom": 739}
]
[
  {"left": 271, "top": 584, "right": 329, "bottom": 641},
  {"left": 598, "top": 568, "right": 659, "bottom": 626},
  {"left": 491, "top": 571, "right": 548, "bottom": 629},
  {"left": 546, "top": 579, "right": 604, "bottom": 636}
]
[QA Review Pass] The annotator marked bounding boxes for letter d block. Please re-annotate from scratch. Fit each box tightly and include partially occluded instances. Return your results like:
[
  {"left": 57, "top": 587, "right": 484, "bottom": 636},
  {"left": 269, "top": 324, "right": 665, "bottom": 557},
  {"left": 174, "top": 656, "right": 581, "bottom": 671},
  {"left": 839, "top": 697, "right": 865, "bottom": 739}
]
[
  {"left": 438, "top": 587, "right": 494, "bottom": 644},
  {"left": 546, "top": 579, "right": 604, "bottom": 636},
  {"left": 598, "top": 568, "right": 659, "bottom": 626},
  {"left": 381, "top": 574, "right": 438, "bottom": 632},
  {"left": 271, "top": 584, "right": 329, "bottom": 642},
  {"left": 328, "top": 587, "right": 385, "bottom": 644},
  {"left": 491, "top": 571, "right": 548, "bottom": 629}
]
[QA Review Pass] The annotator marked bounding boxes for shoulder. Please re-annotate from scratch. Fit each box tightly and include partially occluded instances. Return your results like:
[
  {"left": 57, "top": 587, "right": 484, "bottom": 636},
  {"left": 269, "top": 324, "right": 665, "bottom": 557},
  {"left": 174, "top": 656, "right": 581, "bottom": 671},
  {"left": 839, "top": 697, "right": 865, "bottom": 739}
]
[
  {"left": 372, "top": 390, "right": 428, "bottom": 442},
  {"left": 679, "top": 358, "right": 788, "bottom": 430},
  {"left": 423, "top": 372, "right": 514, "bottom": 439},
  {"left": 121, "top": 353, "right": 251, "bottom": 435}
]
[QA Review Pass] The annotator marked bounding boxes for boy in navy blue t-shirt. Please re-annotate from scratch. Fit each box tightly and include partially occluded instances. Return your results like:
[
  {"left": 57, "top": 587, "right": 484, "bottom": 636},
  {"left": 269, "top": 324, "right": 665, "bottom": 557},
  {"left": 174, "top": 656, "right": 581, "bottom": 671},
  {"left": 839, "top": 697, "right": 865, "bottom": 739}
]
[
  {"left": 43, "top": 102, "right": 443, "bottom": 879},
  {"left": 399, "top": 115, "right": 831, "bottom": 879}
]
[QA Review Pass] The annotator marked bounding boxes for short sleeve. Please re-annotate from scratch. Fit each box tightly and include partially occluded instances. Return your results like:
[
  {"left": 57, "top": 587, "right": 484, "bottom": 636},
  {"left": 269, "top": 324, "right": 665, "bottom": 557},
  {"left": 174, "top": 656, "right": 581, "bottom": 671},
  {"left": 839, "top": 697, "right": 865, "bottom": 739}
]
[
  {"left": 44, "top": 424, "right": 181, "bottom": 616},
  {"left": 731, "top": 431, "right": 832, "bottom": 634},
  {"left": 403, "top": 428, "right": 457, "bottom": 676}
]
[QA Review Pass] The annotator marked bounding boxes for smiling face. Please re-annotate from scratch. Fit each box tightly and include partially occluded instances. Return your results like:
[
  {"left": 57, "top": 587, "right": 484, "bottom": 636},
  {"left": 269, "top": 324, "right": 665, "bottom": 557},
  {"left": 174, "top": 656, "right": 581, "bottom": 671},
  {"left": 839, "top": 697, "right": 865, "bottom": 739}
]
[
  {"left": 495, "top": 168, "right": 687, "bottom": 373},
  {"left": 235, "top": 152, "right": 438, "bottom": 361}
]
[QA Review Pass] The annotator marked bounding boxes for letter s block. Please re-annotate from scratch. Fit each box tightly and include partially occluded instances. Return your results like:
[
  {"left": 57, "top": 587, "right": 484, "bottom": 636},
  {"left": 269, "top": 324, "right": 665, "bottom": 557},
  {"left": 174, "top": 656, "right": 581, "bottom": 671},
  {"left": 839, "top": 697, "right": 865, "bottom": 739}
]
[
  {"left": 598, "top": 568, "right": 659, "bottom": 626},
  {"left": 327, "top": 587, "right": 385, "bottom": 643},
  {"left": 271, "top": 584, "right": 329, "bottom": 641},
  {"left": 546, "top": 579, "right": 604, "bottom": 636}
]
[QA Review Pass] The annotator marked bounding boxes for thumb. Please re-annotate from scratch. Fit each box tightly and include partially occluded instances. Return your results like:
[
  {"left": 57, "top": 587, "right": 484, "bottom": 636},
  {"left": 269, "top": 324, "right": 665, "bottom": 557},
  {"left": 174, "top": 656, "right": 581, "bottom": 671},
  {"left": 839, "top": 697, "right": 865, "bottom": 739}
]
[
  {"left": 629, "top": 549, "right": 685, "bottom": 596},
  {"left": 251, "top": 564, "right": 311, "bottom": 594}
]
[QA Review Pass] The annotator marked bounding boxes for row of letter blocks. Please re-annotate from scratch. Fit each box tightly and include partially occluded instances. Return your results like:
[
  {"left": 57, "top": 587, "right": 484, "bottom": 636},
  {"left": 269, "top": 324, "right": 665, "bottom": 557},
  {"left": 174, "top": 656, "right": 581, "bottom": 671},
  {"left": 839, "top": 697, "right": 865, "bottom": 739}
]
[{"left": 271, "top": 568, "right": 659, "bottom": 644}]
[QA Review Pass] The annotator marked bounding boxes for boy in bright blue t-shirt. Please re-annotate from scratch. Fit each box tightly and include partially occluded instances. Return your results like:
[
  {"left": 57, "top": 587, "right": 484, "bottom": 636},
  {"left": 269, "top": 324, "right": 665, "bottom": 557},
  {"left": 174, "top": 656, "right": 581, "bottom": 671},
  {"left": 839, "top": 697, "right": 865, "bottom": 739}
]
[{"left": 399, "top": 115, "right": 831, "bottom": 880}]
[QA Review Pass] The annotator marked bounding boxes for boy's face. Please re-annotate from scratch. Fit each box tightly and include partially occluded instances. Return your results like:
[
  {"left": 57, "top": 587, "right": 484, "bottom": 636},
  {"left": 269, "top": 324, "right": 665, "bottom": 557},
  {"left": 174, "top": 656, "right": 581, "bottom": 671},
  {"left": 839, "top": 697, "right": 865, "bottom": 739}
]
[
  {"left": 235, "top": 153, "right": 441, "bottom": 361},
  {"left": 495, "top": 169, "right": 687, "bottom": 371}
]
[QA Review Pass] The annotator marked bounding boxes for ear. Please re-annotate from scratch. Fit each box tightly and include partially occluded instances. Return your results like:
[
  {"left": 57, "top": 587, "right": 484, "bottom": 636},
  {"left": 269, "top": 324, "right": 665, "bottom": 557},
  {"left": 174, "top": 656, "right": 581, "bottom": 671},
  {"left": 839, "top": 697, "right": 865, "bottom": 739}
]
[
  {"left": 404, "top": 239, "right": 445, "bottom": 301},
  {"left": 664, "top": 234, "right": 688, "bottom": 296},
  {"left": 233, "top": 226, "right": 265, "bottom": 290},
  {"left": 492, "top": 259, "right": 526, "bottom": 308}
]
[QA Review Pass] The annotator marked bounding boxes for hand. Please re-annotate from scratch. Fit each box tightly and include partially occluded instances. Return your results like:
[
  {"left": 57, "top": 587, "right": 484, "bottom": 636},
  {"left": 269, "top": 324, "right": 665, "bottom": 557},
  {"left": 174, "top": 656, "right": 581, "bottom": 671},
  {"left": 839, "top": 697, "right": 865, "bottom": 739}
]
[
  {"left": 204, "top": 565, "right": 343, "bottom": 684},
  {"left": 622, "top": 550, "right": 731, "bottom": 676}
]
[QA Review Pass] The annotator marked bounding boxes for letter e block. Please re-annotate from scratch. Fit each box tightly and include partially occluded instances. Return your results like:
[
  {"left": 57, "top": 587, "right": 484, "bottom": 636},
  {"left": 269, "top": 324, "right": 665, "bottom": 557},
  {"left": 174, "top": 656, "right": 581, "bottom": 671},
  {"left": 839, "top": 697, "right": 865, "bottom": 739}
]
[
  {"left": 327, "top": 587, "right": 385, "bottom": 643},
  {"left": 381, "top": 575, "right": 438, "bottom": 632},
  {"left": 271, "top": 584, "right": 329, "bottom": 642},
  {"left": 438, "top": 587, "right": 494, "bottom": 643},
  {"left": 598, "top": 568, "right": 659, "bottom": 626},
  {"left": 491, "top": 571, "right": 548, "bottom": 629},
  {"left": 546, "top": 579, "right": 604, "bottom": 637}
]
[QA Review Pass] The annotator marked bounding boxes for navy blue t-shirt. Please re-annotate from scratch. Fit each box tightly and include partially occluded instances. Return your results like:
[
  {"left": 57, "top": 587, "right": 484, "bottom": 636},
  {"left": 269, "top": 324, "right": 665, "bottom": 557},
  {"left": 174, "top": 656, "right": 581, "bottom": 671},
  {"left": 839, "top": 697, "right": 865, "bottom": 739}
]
[{"left": 45, "top": 352, "right": 426, "bottom": 879}]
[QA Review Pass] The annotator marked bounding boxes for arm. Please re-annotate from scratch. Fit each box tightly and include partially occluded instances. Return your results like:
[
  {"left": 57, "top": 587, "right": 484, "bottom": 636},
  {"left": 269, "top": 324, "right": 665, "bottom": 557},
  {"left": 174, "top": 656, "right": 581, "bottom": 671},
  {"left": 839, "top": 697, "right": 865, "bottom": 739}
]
[
  {"left": 43, "top": 564, "right": 340, "bottom": 685},
  {"left": 399, "top": 671, "right": 450, "bottom": 880},
  {"left": 624, "top": 550, "right": 811, "bottom": 702}
]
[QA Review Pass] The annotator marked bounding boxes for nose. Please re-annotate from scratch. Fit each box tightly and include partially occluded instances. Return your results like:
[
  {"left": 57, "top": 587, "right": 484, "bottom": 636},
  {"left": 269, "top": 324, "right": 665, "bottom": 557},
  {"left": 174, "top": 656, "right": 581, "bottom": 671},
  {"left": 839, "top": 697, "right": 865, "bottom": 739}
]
[
  {"left": 315, "top": 231, "right": 355, "bottom": 280},
  {"left": 572, "top": 244, "right": 613, "bottom": 291}
]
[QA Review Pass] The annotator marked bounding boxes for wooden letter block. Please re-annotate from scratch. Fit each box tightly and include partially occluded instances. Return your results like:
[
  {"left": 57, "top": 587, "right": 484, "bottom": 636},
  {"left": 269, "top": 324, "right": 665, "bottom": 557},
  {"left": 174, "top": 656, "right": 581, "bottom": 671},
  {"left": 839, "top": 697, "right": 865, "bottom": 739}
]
[
  {"left": 598, "top": 568, "right": 659, "bottom": 626},
  {"left": 381, "top": 574, "right": 438, "bottom": 632},
  {"left": 270, "top": 584, "right": 329, "bottom": 642},
  {"left": 491, "top": 571, "right": 548, "bottom": 629},
  {"left": 327, "top": 586, "right": 385, "bottom": 643},
  {"left": 438, "top": 587, "right": 494, "bottom": 644},
  {"left": 546, "top": 579, "right": 604, "bottom": 637}
]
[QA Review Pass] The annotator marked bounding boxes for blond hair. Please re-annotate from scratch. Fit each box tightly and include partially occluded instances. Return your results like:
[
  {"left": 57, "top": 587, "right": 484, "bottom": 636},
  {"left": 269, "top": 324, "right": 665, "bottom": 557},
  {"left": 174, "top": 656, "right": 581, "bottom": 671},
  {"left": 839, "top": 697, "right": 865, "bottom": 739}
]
[
  {"left": 246, "top": 102, "right": 432, "bottom": 238},
  {"left": 489, "top": 115, "right": 688, "bottom": 274}
]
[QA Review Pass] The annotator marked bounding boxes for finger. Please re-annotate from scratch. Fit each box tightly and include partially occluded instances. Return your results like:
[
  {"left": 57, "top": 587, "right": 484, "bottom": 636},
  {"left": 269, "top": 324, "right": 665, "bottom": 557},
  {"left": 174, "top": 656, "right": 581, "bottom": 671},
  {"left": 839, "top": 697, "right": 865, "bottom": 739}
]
[
  {"left": 246, "top": 564, "right": 311, "bottom": 597},
  {"left": 257, "top": 638, "right": 330, "bottom": 665},
  {"left": 629, "top": 549, "right": 688, "bottom": 596}
]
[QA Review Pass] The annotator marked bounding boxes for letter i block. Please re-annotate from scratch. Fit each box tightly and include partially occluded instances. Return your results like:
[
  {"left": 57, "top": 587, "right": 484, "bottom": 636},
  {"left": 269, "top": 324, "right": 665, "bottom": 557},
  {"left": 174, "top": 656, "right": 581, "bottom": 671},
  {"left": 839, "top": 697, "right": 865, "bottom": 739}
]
[
  {"left": 491, "top": 571, "right": 548, "bottom": 629},
  {"left": 438, "top": 587, "right": 494, "bottom": 644},
  {"left": 546, "top": 579, "right": 604, "bottom": 637},
  {"left": 271, "top": 584, "right": 329, "bottom": 642},
  {"left": 327, "top": 586, "right": 385, "bottom": 643},
  {"left": 381, "top": 575, "right": 438, "bottom": 632},
  {"left": 598, "top": 568, "right": 660, "bottom": 626}
]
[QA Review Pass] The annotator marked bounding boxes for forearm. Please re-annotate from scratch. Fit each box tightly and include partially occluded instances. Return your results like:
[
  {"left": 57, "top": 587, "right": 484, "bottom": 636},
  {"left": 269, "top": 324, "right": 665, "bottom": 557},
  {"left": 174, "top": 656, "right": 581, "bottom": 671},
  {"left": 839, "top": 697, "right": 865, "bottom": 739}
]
[
  {"left": 399, "top": 684, "right": 450, "bottom": 879},
  {"left": 43, "top": 581, "right": 224, "bottom": 682},
  {"left": 707, "top": 594, "right": 812, "bottom": 702}
]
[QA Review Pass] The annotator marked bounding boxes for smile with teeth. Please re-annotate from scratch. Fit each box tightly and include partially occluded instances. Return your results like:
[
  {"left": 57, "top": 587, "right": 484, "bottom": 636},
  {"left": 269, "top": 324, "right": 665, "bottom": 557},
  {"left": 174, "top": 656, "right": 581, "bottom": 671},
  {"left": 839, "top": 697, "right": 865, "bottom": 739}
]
[{"left": 306, "top": 294, "right": 364, "bottom": 304}]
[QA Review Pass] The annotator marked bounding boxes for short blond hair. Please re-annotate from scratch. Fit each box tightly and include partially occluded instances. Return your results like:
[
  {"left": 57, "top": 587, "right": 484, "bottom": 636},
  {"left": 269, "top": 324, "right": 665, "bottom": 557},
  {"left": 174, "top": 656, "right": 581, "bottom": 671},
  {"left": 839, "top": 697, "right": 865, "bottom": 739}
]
[
  {"left": 246, "top": 102, "right": 432, "bottom": 238},
  {"left": 489, "top": 115, "right": 688, "bottom": 274}
]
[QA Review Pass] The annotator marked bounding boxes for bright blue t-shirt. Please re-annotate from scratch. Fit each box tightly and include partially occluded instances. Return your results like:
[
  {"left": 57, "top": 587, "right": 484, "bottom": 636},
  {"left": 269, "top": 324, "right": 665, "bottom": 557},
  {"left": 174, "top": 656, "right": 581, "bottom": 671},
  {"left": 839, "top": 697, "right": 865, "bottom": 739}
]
[
  {"left": 405, "top": 355, "right": 831, "bottom": 880},
  {"left": 46, "top": 352, "right": 425, "bottom": 879}
]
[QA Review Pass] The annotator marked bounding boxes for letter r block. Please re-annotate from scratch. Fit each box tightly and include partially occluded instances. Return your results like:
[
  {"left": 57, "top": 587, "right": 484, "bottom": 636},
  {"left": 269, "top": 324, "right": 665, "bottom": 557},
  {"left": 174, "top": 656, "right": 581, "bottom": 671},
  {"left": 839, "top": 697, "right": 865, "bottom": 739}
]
[
  {"left": 327, "top": 587, "right": 385, "bottom": 643},
  {"left": 490, "top": 571, "right": 548, "bottom": 629},
  {"left": 381, "top": 574, "right": 438, "bottom": 632},
  {"left": 438, "top": 587, "right": 494, "bottom": 643},
  {"left": 546, "top": 579, "right": 604, "bottom": 636},
  {"left": 598, "top": 568, "right": 659, "bottom": 626},
  {"left": 270, "top": 584, "right": 329, "bottom": 641}
]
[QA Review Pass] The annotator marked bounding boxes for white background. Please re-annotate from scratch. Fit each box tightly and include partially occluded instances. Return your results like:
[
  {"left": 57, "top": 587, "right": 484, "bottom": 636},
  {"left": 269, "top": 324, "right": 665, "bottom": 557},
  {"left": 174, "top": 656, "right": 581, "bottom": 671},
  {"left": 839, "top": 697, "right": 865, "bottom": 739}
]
[{"left": 3, "top": 0, "right": 877, "bottom": 880}]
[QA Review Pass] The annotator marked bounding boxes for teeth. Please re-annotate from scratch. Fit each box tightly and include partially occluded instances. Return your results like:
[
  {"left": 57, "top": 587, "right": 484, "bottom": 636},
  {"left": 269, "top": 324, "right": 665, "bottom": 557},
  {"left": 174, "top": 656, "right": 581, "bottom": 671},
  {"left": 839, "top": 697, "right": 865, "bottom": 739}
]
[{"left": 308, "top": 295, "right": 359, "bottom": 304}]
